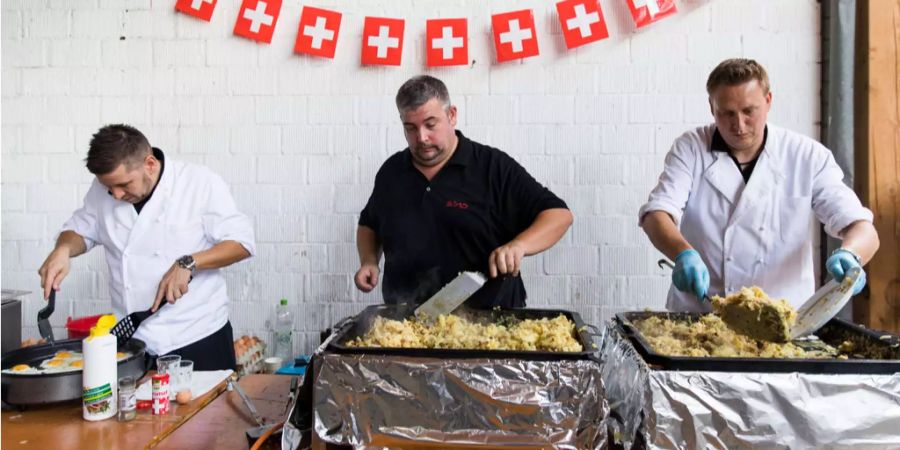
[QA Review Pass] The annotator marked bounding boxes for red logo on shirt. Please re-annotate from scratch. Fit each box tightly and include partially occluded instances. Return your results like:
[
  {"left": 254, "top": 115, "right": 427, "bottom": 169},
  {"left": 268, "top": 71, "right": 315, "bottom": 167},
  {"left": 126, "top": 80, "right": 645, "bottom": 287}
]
[{"left": 446, "top": 200, "right": 469, "bottom": 210}]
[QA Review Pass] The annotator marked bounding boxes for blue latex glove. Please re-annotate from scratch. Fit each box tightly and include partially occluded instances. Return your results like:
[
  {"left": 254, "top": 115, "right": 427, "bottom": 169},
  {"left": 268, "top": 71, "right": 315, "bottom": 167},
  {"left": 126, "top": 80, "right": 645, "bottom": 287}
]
[
  {"left": 672, "top": 249, "right": 709, "bottom": 302},
  {"left": 825, "top": 249, "right": 867, "bottom": 295}
]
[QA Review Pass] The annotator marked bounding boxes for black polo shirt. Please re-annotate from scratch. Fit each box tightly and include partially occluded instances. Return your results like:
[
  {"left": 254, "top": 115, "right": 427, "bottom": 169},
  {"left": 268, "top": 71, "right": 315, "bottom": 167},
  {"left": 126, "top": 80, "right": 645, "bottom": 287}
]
[
  {"left": 710, "top": 127, "right": 767, "bottom": 183},
  {"left": 359, "top": 130, "right": 568, "bottom": 308}
]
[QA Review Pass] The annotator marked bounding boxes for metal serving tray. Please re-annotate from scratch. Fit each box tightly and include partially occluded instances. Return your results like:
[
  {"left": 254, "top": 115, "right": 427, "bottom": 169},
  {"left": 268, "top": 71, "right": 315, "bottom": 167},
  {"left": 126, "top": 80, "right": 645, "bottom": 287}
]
[
  {"left": 327, "top": 305, "right": 599, "bottom": 360},
  {"left": 615, "top": 311, "right": 900, "bottom": 374}
]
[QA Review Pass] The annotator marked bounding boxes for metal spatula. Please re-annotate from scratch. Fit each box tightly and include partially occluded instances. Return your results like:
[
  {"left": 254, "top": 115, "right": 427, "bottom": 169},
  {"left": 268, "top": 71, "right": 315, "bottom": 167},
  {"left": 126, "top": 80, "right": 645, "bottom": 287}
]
[
  {"left": 414, "top": 271, "right": 487, "bottom": 319},
  {"left": 111, "top": 301, "right": 166, "bottom": 346},
  {"left": 789, "top": 267, "right": 861, "bottom": 340},
  {"left": 37, "top": 289, "right": 57, "bottom": 345}
]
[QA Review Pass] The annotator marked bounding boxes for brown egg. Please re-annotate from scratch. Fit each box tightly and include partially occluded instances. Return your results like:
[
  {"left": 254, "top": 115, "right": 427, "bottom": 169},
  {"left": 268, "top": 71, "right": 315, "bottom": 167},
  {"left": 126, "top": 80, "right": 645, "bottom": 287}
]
[{"left": 176, "top": 390, "right": 192, "bottom": 404}]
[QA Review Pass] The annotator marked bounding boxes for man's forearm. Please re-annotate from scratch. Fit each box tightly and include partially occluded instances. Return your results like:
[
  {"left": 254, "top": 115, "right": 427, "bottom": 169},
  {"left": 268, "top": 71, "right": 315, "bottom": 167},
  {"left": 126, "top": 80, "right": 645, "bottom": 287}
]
[
  {"left": 838, "top": 220, "right": 880, "bottom": 264},
  {"left": 55, "top": 230, "right": 88, "bottom": 258},
  {"left": 192, "top": 241, "right": 251, "bottom": 270},
  {"left": 641, "top": 211, "right": 692, "bottom": 261},
  {"left": 511, "top": 208, "right": 573, "bottom": 256},
  {"left": 357, "top": 226, "right": 382, "bottom": 266}
]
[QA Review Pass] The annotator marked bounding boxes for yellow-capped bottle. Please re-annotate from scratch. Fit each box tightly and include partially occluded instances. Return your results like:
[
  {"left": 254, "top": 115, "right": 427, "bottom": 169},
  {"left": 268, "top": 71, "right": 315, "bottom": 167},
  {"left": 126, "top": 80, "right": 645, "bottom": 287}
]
[{"left": 82, "top": 315, "right": 118, "bottom": 421}]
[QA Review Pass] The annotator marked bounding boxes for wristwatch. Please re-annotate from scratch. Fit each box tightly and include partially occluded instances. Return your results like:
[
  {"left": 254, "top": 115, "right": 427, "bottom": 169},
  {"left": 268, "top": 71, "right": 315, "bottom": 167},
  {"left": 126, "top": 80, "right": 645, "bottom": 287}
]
[
  {"left": 833, "top": 247, "right": 862, "bottom": 264},
  {"left": 176, "top": 254, "right": 196, "bottom": 272}
]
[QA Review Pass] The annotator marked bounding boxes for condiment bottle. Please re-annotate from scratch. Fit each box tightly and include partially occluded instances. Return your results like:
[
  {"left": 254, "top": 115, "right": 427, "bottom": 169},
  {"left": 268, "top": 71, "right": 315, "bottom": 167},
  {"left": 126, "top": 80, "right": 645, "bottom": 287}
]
[{"left": 82, "top": 315, "right": 118, "bottom": 421}]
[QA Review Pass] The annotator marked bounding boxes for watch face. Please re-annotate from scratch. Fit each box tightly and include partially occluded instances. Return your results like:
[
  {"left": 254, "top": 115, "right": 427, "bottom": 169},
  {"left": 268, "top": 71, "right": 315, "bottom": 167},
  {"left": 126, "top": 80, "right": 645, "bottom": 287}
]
[{"left": 178, "top": 255, "right": 194, "bottom": 268}]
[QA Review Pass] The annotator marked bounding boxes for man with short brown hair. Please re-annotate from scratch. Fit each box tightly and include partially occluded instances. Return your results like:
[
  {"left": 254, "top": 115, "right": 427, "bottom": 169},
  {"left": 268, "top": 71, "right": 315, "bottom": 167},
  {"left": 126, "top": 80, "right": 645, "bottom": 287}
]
[
  {"left": 38, "top": 124, "right": 255, "bottom": 370},
  {"left": 354, "top": 75, "right": 573, "bottom": 307},
  {"left": 640, "top": 58, "right": 879, "bottom": 312}
]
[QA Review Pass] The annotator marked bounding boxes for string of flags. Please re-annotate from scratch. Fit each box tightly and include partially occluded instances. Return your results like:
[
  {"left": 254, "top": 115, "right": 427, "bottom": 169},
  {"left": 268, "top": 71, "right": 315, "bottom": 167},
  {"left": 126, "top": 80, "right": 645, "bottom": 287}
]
[{"left": 174, "top": 0, "right": 677, "bottom": 66}]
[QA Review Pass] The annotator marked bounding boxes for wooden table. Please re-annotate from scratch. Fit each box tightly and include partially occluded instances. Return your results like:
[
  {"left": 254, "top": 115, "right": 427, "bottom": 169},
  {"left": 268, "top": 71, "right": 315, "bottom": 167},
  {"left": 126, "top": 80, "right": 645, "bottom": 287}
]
[
  {"left": 158, "top": 374, "right": 294, "bottom": 450},
  {"left": 1, "top": 374, "right": 295, "bottom": 450}
]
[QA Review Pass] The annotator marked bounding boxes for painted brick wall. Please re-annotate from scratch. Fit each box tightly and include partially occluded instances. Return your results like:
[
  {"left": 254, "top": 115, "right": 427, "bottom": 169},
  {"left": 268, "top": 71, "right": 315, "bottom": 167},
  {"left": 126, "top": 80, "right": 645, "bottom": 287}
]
[{"left": 1, "top": 0, "right": 821, "bottom": 355}]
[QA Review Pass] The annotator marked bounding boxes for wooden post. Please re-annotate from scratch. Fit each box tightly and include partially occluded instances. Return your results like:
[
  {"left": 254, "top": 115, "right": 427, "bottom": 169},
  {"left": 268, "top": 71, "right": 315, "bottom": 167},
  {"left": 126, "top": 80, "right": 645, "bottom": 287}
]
[{"left": 854, "top": 0, "right": 900, "bottom": 333}]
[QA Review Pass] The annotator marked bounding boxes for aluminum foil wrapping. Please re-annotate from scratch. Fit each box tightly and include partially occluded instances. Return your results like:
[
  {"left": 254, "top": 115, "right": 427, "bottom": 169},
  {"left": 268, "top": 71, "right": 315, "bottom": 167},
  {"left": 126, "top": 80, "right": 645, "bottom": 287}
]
[
  {"left": 600, "top": 321, "right": 900, "bottom": 449},
  {"left": 313, "top": 353, "right": 608, "bottom": 448}
]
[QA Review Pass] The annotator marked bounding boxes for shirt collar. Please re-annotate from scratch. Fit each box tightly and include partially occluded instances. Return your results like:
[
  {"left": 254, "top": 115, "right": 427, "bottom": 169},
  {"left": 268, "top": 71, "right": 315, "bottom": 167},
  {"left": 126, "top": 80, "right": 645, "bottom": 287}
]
[
  {"left": 403, "top": 129, "right": 473, "bottom": 169},
  {"left": 447, "top": 130, "right": 472, "bottom": 167},
  {"left": 710, "top": 125, "right": 769, "bottom": 154}
]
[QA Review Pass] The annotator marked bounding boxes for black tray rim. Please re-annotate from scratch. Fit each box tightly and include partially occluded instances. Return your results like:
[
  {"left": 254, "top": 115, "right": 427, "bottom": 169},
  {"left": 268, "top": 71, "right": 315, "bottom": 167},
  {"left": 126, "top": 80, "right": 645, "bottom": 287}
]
[
  {"left": 615, "top": 311, "right": 900, "bottom": 374},
  {"left": 326, "top": 305, "right": 600, "bottom": 361}
]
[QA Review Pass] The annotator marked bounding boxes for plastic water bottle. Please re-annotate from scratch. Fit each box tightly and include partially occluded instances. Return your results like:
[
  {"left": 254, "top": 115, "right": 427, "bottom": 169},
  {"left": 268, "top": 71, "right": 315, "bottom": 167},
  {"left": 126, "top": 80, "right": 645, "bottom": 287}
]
[{"left": 273, "top": 299, "right": 294, "bottom": 367}]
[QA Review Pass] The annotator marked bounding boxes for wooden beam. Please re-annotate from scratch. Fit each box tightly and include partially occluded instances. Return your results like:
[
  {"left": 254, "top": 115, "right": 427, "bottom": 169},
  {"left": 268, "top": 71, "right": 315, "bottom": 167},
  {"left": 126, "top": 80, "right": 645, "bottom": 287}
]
[{"left": 854, "top": 0, "right": 900, "bottom": 333}]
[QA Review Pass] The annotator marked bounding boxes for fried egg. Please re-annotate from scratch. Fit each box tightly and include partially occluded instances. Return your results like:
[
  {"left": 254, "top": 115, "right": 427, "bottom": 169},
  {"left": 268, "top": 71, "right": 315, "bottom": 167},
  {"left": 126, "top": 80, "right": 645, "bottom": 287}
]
[
  {"left": 3, "top": 364, "right": 40, "bottom": 374},
  {"left": 116, "top": 352, "right": 129, "bottom": 361},
  {"left": 40, "top": 358, "right": 70, "bottom": 372}
]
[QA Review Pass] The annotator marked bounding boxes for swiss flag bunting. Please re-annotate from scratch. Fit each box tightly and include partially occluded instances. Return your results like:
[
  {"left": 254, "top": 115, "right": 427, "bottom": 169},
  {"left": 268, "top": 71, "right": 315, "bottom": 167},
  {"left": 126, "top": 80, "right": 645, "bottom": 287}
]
[
  {"left": 233, "top": 0, "right": 282, "bottom": 43},
  {"left": 556, "top": 0, "right": 609, "bottom": 49},
  {"left": 175, "top": 0, "right": 217, "bottom": 22},
  {"left": 294, "top": 6, "right": 342, "bottom": 58},
  {"left": 426, "top": 19, "right": 469, "bottom": 67},
  {"left": 626, "top": 0, "right": 677, "bottom": 29},
  {"left": 361, "top": 17, "right": 405, "bottom": 66},
  {"left": 491, "top": 10, "right": 540, "bottom": 63}
]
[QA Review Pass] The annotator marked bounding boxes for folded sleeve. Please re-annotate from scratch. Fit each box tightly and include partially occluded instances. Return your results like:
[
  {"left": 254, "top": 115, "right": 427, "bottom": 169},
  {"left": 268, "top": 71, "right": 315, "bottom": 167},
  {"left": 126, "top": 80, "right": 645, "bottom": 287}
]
[
  {"left": 638, "top": 140, "right": 696, "bottom": 226},
  {"left": 201, "top": 172, "right": 256, "bottom": 256},
  {"left": 60, "top": 180, "right": 104, "bottom": 251},
  {"left": 811, "top": 149, "right": 874, "bottom": 238}
]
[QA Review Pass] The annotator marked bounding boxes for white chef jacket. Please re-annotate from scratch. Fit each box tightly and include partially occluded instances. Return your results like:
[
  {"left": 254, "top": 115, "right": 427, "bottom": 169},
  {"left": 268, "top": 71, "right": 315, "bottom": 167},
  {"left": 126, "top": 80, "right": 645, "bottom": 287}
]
[
  {"left": 62, "top": 156, "right": 255, "bottom": 355},
  {"left": 638, "top": 124, "right": 873, "bottom": 312}
]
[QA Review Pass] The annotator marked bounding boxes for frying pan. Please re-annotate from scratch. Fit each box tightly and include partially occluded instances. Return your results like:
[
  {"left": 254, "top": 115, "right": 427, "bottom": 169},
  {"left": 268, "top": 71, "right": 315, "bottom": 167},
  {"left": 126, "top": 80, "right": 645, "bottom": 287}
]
[{"left": 1, "top": 337, "right": 148, "bottom": 407}]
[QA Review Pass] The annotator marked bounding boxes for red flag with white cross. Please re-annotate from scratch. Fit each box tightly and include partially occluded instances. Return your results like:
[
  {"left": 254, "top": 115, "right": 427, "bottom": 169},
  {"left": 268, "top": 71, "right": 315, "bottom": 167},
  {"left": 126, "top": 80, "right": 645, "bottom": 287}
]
[
  {"left": 626, "top": 0, "right": 677, "bottom": 28},
  {"left": 556, "top": 0, "right": 608, "bottom": 49},
  {"left": 233, "top": 0, "right": 281, "bottom": 44},
  {"left": 491, "top": 10, "right": 539, "bottom": 63},
  {"left": 361, "top": 17, "right": 405, "bottom": 66},
  {"left": 426, "top": 18, "right": 468, "bottom": 67},
  {"left": 175, "top": 0, "right": 217, "bottom": 22},
  {"left": 294, "top": 6, "right": 342, "bottom": 58}
]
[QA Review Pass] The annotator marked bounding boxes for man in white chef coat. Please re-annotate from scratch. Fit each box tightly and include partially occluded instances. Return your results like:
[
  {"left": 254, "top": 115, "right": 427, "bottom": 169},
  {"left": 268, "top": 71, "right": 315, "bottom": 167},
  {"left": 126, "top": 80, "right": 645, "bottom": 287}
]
[
  {"left": 639, "top": 58, "right": 880, "bottom": 312},
  {"left": 38, "top": 124, "right": 256, "bottom": 370}
]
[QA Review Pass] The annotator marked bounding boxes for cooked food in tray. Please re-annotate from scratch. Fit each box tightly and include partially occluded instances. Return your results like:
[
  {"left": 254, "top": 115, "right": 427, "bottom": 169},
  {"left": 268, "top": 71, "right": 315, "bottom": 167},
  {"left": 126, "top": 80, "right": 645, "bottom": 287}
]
[
  {"left": 348, "top": 313, "right": 583, "bottom": 352},
  {"left": 632, "top": 315, "right": 838, "bottom": 359},
  {"left": 711, "top": 286, "right": 798, "bottom": 342}
]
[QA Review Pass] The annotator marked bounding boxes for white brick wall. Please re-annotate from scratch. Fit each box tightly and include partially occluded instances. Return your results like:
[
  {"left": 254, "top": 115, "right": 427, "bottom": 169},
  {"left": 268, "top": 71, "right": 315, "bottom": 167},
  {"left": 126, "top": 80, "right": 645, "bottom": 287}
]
[{"left": 1, "top": 0, "right": 822, "bottom": 354}]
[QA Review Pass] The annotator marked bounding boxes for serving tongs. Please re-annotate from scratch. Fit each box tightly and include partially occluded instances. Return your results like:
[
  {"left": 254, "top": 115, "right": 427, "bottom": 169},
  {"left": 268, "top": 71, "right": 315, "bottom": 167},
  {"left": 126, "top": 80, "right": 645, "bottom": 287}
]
[{"left": 37, "top": 289, "right": 57, "bottom": 346}]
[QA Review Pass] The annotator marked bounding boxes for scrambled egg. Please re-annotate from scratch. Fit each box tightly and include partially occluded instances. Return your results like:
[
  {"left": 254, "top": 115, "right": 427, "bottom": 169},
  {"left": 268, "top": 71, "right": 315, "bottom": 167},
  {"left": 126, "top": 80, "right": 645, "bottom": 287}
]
[
  {"left": 348, "top": 314, "right": 583, "bottom": 352},
  {"left": 632, "top": 315, "right": 836, "bottom": 358}
]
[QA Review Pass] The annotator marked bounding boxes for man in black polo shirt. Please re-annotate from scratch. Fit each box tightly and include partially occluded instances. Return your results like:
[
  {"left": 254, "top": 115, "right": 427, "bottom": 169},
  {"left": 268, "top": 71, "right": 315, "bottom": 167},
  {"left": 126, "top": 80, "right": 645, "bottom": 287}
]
[{"left": 355, "top": 75, "right": 573, "bottom": 308}]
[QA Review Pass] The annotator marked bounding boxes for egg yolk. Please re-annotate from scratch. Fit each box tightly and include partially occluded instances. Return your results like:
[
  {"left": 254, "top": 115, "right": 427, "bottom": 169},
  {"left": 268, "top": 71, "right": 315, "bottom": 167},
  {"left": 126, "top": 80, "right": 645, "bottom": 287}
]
[
  {"left": 45, "top": 359, "right": 65, "bottom": 367},
  {"left": 55, "top": 351, "right": 73, "bottom": 359},
  {"left": 116, "top": 352, "right": 126, "bottom": 359},
  {"left": 70, "top": 360, "right": 84, "bottom": 368},
  {"left": 12, "top": 364, "right": 31, "bottom": 372}
]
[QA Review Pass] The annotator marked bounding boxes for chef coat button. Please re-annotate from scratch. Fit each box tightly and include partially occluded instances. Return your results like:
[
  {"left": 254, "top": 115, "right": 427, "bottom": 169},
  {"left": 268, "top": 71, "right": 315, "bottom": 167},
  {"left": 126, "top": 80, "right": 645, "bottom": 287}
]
[
  {"left": 154, "top": 251, "right": 161, "bottom": 256},
  {"left": 759, "top": 227, "right": 765, "bottom": 232},
  {"left": 757, "top": 259, "right": 763, "bottom": 263},
  {"left": 726, "top": 256, "right": 733, "bottom": 262},
  {"left": 426, "top": 186, "right": 431, "bottom": 192}
]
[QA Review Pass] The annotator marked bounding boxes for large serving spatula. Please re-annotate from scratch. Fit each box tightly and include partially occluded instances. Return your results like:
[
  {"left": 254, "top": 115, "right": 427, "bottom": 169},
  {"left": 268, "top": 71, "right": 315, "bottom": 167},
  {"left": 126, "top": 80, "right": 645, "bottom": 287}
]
[
  {"left": 789, "top": 267, "right": 861, "bottom": 340},
  {"left": 414, "top": 271, "right": 487, "bottom": 319},
  {"left": 110, "top": 301, "right": 167, "bottom": 346},
  {"left": 37, "top": 289, "right": 57, "bottom": 346}
]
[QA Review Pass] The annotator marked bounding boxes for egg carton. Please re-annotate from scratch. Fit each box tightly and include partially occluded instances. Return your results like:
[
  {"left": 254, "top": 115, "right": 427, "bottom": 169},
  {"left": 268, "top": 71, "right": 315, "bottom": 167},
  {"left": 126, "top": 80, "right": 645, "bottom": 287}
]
[{"left": 234, "top": 335, "right": 266, "bottom": 377}]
